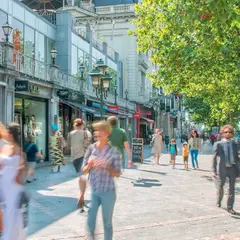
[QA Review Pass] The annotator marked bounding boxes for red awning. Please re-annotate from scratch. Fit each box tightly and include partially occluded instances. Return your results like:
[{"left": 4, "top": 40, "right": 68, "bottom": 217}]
[{"left": 141, "top": 117, "right": 155, "bottom": 125}]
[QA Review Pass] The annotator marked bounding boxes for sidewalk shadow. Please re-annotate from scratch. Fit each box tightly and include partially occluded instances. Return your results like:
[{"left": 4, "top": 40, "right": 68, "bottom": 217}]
[
  {"left": 201, "top": 175, "right": 213, "bottom": 182},
  {"left": 28, "top": 192, "right": 90, "bottom": 236},
  {"left": 137, "top": 169, "right": 167, "bottom": 176},
  {"left": 26, "top": 163, "right": 89, "bottom": 236},
  {"left": 132, "top": 178, "right": 162, "bottom": 188}
]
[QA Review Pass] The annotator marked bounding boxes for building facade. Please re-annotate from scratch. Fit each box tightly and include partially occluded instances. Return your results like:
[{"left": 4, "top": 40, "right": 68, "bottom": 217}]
[{"left": 0, "top": 0, "right": 136, "bottom": 160}]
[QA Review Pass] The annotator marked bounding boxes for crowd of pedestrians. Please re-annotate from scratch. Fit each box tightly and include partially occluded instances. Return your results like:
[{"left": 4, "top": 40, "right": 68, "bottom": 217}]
[
  {"left": 1, "top": 118, "right": 240, "bottom": 240},
  {"left": 0, "top": 116, "right": 132, "bottom": 240}
]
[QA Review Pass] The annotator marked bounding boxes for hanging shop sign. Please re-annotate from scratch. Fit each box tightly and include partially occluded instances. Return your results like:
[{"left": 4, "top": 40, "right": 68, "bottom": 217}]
[
  {"left": 133, "top": 113, "right": 140, "bottom": 118},
  {"left": 108, "top": 105, "right": 119, "bottom": 111},
  {"left": 57, "top": 89, "right": 85, "bottom": 102}
]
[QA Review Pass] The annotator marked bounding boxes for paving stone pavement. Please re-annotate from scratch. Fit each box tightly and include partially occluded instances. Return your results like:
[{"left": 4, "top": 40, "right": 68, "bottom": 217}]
[{"left": 27, "top": 142, "right": 240, "bottom": 240}]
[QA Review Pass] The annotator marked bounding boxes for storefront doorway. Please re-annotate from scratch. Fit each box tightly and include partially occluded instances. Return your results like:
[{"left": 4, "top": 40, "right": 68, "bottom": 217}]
[{"left": 14, "top": 95, "right": 49, "bottom": 160}]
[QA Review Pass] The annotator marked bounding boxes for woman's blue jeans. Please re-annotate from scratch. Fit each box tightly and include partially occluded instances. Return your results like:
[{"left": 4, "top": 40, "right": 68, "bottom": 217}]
[
  {"left": 87, "top": 190, "right": 116, "bottom": 240},
  {"left": 190, "top": 149, "right": 199, "bottom": 168}
]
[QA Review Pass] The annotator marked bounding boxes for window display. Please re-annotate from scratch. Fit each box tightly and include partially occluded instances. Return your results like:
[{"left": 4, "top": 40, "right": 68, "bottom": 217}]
[{"left": 14, "top": 97, "right": 47, "bottom": 157}]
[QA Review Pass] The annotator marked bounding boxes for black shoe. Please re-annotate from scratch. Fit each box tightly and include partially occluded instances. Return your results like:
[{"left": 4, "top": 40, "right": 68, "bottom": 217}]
[
  {"left": 26, "top": 180, "right": 31, "bottom": 183},
  {"left": 228, "top": 209, "right": 237, "bottom": 215},
  {"left": 217, "top": 203, "right": 221, "bottom": 208}
]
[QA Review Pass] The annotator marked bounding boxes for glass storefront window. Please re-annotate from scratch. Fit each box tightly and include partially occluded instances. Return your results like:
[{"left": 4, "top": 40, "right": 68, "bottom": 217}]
[
  {"left": 24, "top": 99, "right": 47, "bottom": 156},
  {"left": 12, "top": 18, "right": 24, "bottom": 54},
  {"left": 0, "top": 10, "right": 7, "bottom": 42},
  {"left": 24, "top": 25, "right": 35, "bottom": 58}
]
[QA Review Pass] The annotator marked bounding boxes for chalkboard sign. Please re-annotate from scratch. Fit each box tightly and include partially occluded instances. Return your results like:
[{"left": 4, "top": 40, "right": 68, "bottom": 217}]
[{"left": 132, "top": 138, "right": 143, "bottom": 163}]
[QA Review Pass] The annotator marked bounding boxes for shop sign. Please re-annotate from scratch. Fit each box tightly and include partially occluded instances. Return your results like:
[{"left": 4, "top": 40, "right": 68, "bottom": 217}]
[
  {"left": 146, "top": 111, "right": 152, "bottom": 115},
  {"left": 108, "top": 105, "right": 119, "bottom": 111},
  {"left": 57, "top": 89, "right": 85, "bottom": 102},
  {"left": 133, "top": 113, "right": 140, "bottom": 118},
  {"left": 15, "top": 81, "right": 40, "bottom": 95},
  {"left": 29, "top": 84, "right": 40, "bottom": 95},
  {"left": 15, "top": 81, "right": 29, "bottom": 92}
]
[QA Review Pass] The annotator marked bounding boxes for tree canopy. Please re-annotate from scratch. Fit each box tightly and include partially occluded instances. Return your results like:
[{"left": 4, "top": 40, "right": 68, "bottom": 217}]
[{"left": 132, "top": 0, "right": 240, "bottom": 126}]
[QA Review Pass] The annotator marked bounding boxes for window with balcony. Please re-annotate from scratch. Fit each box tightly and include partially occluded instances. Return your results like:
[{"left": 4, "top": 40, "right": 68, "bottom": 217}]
[
  {"left": 0, "top": 11, "right": 7, "bottom": 42},
  {"left": 24, "top": 25, "right": 35, "bottom": 58},
  {"left": 72, "top": 45, "right": 78, "bottom": 75},
  {"left": 12, "top": 18, "right": 24, "bottom": 54},
  {"left": 141, "top": 71, "right": 145, "bottom": 88}
]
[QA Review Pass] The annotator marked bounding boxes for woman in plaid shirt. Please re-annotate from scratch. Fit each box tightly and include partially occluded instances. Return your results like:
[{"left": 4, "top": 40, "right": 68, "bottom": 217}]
[{"left": 82, "top": 121, "right": 121, "bottom": 240}]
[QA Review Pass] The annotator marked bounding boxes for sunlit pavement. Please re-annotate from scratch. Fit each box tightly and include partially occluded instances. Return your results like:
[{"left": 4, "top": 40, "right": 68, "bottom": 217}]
[{"left": 27, "top": 141, "right": 240, "bottom": 240}]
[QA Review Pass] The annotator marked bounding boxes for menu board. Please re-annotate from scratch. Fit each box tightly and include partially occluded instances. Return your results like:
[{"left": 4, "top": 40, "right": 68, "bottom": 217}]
[{"left": 132, "top": 138, "right": 144, "bottom": 163}]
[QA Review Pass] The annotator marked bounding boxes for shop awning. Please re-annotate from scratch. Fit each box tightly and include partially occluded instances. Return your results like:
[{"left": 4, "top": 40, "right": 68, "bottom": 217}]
[
  {"left": 141, "top": 117, "right": 155, "bottom": 125},
  {"left": 92, "top": 103, "right": 118, "bottom": 114},
  {"left": 59, "top": 99, "right": 96, "bottom": 114}
]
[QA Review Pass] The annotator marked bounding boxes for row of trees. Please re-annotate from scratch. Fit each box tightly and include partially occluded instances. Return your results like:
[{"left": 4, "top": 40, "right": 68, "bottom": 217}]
[{"left": 132, "top": 0, "right": 240, "bottom": 128}]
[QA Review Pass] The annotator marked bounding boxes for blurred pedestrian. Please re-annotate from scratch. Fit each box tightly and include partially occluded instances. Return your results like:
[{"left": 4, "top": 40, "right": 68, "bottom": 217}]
[
  {"left": 210, "top": 134, "right": 216, "bottom": 145},
  {"left": 164, "top": 135, "right": 170, "bottom": 149},
  {"left": 50, "top": 124, "right": 65, "bottom": 172},
  {"left": 189, "top": 131, "right": 201, "bottom": 169},
  {"left": 0, "top": 123, "right": 27, "bottom": 239},
  {"left": 182, "top": 142, "right": 189, "bottom": 169},
  {"left": 24, "top": 135, "right": 44, "bottom": 183},
  {"left": 151, "top": 129, "right": 163, "bottom": 165},
  {"left": 212, "top": 125, "right": 240, "bottom": 215},
  {"left": 0, "top": 122, "right": 8, "bottom": 236},
  {"left": 169, "top": 138, "right": 177, "bottom": 169},
  {"left": 82, "top": 121, "right": 121, "bottom": 240},
  {"left": 107, "top": 116, "right": 132, "bottom": 169},
  {"left": 67, "top": 118, "right": 92, "bottom": 211}
]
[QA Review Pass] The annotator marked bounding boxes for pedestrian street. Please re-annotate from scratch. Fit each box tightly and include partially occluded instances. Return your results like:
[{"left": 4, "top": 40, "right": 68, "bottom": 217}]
[{"left": 27, "top": 141, "right": 240, "bottom": 240}]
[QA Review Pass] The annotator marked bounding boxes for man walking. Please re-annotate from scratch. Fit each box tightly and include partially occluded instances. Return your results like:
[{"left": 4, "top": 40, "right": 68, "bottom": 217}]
[
  {"left": 212, "top": 125, "right": 240, "bottom": 214},
  {"left": 107, "top": 116, "right": 132, "bottom": 169}
]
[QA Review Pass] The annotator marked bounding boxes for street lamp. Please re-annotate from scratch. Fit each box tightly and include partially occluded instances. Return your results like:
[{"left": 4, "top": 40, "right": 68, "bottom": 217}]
[
  {"left": 50, "top": 48, "right": 57, "bottom": 65},
  {"left": 89, "top": 59, "right": 112, "bottom": 119},
  {"left": 124, "top": 89, "right": 129, "bottom": 101},
  {"left": 79, "top": 63, "right": 85, "bottom": 91},
  {"left": 2, "top": 21, "right": 13, "bottom": 43},
  {"left": 114, "top": 85, "right": 118, "bottom": 105}
]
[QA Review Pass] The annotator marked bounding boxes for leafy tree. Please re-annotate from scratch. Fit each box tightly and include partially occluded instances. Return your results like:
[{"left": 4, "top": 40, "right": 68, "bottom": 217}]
[{"left": 131, "top": 0, "right": 240, "bottom": 126}]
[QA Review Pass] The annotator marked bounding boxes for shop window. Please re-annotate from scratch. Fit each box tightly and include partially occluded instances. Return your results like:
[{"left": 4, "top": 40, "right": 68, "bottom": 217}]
[{"left": 14, "top": 98, "right": 47, "bottom": 157}]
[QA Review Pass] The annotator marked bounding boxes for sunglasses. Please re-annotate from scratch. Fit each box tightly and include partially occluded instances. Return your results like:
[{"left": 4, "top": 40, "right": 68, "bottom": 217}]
[{"left": 224, "top": 131, "right": 232, "bottom": 134}]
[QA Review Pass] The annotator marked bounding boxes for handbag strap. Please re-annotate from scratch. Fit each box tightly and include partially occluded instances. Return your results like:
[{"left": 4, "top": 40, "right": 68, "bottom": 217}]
[{"left": 25, "top": 142, "right": 35, "bottom": 154}]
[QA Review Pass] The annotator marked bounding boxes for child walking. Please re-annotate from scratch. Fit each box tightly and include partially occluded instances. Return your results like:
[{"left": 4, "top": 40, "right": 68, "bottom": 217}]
[
  {"left": 169, "top": 138, "right": 177, "bottom": 169},
  {"left": 182, "top": 142, "right": 189, "bottom": 169}
]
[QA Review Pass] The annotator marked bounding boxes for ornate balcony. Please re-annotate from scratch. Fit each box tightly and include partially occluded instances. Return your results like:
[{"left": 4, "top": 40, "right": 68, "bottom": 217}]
[{"left": 95, "top": 4, "right": 135, "bottom": 15}]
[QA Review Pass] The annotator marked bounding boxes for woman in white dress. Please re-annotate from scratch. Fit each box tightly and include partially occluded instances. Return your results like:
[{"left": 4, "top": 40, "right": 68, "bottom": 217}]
[
  {"left": 151, "top": 129, "right": 163, "bottom": 164},
  {"left": 0, "top": 123, "right": 27, "bottom": 240}
]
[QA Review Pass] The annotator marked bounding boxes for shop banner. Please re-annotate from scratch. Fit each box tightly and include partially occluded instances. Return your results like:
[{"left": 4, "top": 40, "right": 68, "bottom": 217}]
[{"left": 108, "top": 105, "right": 119, "bottom": 111}]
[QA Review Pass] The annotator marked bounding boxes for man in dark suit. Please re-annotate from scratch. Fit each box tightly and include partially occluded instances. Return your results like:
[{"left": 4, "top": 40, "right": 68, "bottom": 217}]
[{"left": 212, "top": 125, "right": 240, "bottom": 215}]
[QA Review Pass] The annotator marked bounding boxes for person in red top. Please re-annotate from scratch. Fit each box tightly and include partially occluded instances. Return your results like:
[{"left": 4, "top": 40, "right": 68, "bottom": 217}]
[{"left": 210, "top": 134, "right": 216, "bottom": 145}]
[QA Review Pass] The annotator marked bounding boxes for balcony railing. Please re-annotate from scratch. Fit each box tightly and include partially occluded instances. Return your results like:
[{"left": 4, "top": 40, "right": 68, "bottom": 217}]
[
  {"left": 95, "top": 4, "right": 135, "bottom": 15},
  {"left": 0, "top": 44, "right": 3, "bottom": 66},
  {"left": 0, "top": 47, "right": 135, "bottom": 111},
  {"left": 14, "top": 51, "right": 50, "bottom": 82}
]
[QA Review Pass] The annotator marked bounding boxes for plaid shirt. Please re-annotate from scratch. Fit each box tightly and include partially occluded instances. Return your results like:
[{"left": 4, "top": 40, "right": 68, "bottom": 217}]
[{"left": 82, "top": 143, "right": 121, "bottom": 193}]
